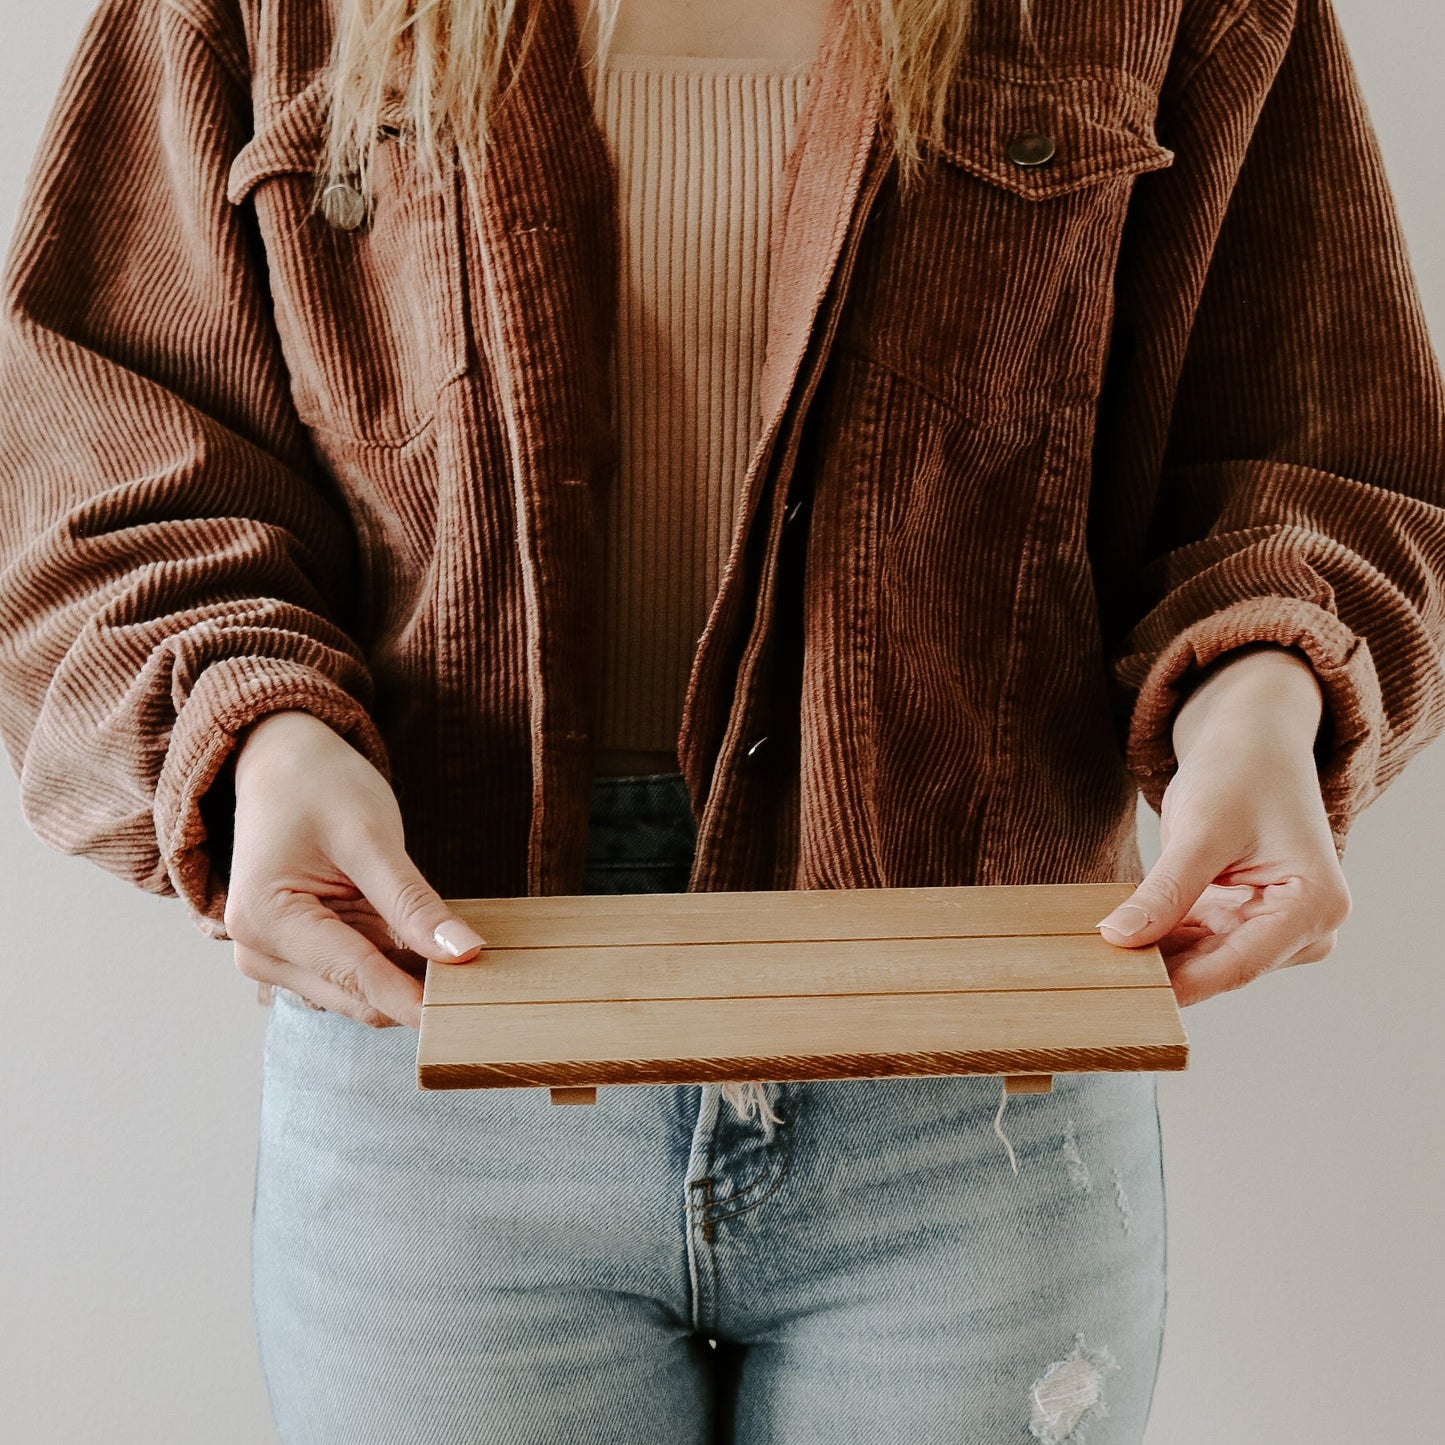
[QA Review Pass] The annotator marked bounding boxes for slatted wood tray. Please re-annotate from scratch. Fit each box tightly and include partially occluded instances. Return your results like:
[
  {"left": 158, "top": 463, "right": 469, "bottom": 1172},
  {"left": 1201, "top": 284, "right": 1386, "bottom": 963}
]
[{"left": 417, "top": 882, "right": 1188, "bottom": 1102}]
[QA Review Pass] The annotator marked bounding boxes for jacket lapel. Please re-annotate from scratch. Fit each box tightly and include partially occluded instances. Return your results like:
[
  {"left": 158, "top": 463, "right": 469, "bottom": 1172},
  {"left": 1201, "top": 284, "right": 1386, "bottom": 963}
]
[
  {"left": 453, "top": 0, "right": 889, "bottom": 888},
  {"left": 679, "top": 0, "right": 892, "bottom": 803},
  {"left": 757, "top": 0, "right": 888, "bottom": 439}
]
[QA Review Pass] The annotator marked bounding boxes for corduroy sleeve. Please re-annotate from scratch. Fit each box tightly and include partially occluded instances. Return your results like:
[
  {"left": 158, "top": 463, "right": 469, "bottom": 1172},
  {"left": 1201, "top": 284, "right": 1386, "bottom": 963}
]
[
  {"left": 1094, "top": 0, "right": 1445, "bottom": 858},
  {"left": 0, "top": 0, "right": 391, "bottom": 939}
]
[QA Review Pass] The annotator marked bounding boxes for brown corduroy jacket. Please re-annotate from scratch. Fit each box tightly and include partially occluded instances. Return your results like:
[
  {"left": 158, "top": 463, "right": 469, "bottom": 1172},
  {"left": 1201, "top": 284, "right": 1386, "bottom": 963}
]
[{"left": 1, "top": 0, "right": 1442, "bottom": 942}]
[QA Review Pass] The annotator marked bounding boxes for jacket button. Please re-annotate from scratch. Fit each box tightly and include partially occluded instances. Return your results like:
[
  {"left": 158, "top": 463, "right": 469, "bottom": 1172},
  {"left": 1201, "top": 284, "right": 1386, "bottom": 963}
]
[
  {"left": 320, "top": 180, "right": 368, "bottom": 231},
  {"left": 1006, "top": 131, "right": 1056, "bottom": 168},
  {"left": 744, "top": 734, "right": 770, "bottom": 759}
]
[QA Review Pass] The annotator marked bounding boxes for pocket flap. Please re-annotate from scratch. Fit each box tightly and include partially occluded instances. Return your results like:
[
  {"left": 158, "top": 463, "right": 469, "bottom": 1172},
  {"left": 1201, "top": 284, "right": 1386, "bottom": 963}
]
[
  {"left": 926, "top": 69, "right": 1175, "bottom": 199},
  {"left": 225, "top": 72, "right": 419, "bottom": 207},
  {"left": 226, "top": 74, "right": 331, "bottom": 206}
]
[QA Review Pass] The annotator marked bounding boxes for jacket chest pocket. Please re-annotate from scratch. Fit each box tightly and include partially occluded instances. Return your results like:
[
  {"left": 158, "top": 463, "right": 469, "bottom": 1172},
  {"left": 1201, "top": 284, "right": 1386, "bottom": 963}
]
[
  {"left": 226, "top": 76, "right": 470, "bottom": 447},
  {"left": 840, "top": 66, "right": 1175, "bottom": 417}
]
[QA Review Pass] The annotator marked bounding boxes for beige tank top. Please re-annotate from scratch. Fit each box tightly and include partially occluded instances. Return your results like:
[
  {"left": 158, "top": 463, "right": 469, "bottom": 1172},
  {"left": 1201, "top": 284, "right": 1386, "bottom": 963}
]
[{"left": 583, "top": 53, "right": 814, "bottom": 769}]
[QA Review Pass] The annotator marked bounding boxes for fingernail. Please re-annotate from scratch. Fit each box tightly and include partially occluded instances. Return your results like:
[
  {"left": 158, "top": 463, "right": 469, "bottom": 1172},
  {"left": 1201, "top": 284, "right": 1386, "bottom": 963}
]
[
  {"left": 433, "top": 920, "right": 486, "bottom": 957},
  {"left": 1095, "top": 904, "right": 1151, "bottom": 937}
]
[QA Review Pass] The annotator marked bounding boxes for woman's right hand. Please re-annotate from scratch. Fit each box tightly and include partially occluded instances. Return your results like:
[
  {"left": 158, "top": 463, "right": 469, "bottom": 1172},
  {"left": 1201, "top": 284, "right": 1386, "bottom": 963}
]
[{"left": 223, "top": 709, "right": 486, "bottom": 1029}]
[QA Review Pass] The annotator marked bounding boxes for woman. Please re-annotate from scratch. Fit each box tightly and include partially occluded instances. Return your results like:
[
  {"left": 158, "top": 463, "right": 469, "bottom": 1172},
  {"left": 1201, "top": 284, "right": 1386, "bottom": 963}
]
[{"left": 0, "top": 0, "right": 1440, "bottom": 1439}]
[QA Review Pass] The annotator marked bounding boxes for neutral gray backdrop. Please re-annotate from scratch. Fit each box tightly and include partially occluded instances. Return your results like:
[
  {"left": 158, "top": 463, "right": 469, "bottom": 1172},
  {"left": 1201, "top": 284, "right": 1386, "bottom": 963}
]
[{"left": 2, "top": 4, "right": 1441, "bottom": 1442}]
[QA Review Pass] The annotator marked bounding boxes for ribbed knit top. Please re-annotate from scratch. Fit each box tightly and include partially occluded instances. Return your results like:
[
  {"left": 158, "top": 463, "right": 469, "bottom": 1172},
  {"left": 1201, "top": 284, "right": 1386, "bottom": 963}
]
[{"left": 583, "top": 54, "right": 814, "bottom": 761}]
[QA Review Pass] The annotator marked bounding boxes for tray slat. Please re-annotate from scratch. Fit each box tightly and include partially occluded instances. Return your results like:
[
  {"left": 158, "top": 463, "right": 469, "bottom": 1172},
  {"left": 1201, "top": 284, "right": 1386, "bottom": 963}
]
[
  {"left": 433, "top": 881, "right": 1144, "bottom": 949},
  {"left": 420, "top": 986, "right": 1186, "bottom": 1089},
  {"left": 422, "top": 934, "right": 1167, "bottom": 1006}
]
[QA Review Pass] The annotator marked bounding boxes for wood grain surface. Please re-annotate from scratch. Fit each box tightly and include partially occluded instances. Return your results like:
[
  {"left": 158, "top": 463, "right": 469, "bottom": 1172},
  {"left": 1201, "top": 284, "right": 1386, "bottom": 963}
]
[{"left": 417, "top": 882, "right": 1188, "bottom": 1093}]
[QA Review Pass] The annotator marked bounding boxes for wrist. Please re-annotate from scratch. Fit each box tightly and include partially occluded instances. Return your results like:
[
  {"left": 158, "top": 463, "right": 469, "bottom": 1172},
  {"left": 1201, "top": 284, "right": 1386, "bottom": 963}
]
[
  {"left": 233, "top": 708, "right": 341, "bottom": 785},
  {"left": 1172, "top": 645, "right": 1324, "bottom": 763}
]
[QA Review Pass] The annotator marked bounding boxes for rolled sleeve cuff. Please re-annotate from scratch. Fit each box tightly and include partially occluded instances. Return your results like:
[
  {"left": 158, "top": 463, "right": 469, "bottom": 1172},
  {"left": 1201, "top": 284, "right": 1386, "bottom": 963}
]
[
  {"left": 154, "top": 655, "right": 392, "bottom": 940},
  {"left": 1119, "top": 595, "right": 1384, "bottom": 856}
]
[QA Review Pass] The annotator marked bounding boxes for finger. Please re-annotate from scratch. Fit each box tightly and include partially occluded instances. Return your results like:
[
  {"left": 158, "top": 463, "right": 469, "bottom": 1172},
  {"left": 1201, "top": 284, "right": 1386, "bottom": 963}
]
[
  {"left": 1096, "top": 832, "right": 1231, "bottom": 951},
  {"left": 234, "top": 940, "right": 405, "bottom": 1028},
  {"left": 1163, "top": 903, "right": 1317, "bottom": 1006},
  {"left": 254, "top": 891, "right": 426, "bottom": 1028},
  {"left": 1152, "top": 885, "right": 1261, "bottom": 961},
  {"left": 329, "top": 899, "right": 430, "bottom": 981},
  {"left": 1282, "top": 928, "right": 1339, "bottom": 968},
  {"left": 335, "top": 831, "right": 488, "bottom": 966},
  {"left": 1161, "top": 922, "right": 1339, "bottom": 984}
]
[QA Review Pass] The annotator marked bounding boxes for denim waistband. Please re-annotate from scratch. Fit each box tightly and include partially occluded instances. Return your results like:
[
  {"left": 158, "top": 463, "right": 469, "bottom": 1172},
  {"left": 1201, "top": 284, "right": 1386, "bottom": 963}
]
[
  {"left": 586, "top": 769, "right": 695, "bottom": 827},
  {"left": 582, "top": 769, "right": 697, "bottom": 896}
]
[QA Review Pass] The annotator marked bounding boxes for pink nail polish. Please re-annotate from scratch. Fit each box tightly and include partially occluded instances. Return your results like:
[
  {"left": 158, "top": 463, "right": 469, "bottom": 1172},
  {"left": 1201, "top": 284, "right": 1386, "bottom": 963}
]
[
  {"left": 1096, "top": 904, "right": 1151, "bottom": 937},
  {"left": 433, "top": 920, "right": 486, "bottom": 957}
]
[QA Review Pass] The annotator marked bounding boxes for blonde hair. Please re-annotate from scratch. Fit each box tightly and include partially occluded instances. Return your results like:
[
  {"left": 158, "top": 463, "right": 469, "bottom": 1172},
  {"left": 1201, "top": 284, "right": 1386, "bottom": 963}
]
[{"left": 313, "top": 0, "right": 1029, "bottom": 226}]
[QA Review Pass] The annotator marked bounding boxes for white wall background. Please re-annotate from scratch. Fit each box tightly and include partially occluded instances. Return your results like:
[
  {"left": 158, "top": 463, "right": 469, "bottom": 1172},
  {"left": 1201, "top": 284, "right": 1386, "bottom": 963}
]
[{"left": 1, "top": 3, "right": 1441, "bottom": 1441}]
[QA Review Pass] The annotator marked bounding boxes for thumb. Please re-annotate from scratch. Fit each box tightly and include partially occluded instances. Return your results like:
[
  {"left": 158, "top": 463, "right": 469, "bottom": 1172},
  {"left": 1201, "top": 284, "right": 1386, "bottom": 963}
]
[
  {"left": 347, "top": 842, "right": 487, "bottom": 965},
  {"left": 1095, "top": 839, "right": 1219, "bottom": 949}
]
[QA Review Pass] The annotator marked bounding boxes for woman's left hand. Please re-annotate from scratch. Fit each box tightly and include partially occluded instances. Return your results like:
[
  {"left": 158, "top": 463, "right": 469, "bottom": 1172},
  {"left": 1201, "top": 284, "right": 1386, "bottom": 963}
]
[{"left": 1095, "top": 646, "right": 1353, "bottom": 1007}]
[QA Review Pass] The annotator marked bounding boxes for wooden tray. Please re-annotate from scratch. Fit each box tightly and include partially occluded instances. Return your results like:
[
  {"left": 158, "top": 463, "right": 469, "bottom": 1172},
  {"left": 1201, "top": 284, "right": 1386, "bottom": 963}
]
[{"left": 417, "top": 882, "right": 1188, "bottom": 1102}]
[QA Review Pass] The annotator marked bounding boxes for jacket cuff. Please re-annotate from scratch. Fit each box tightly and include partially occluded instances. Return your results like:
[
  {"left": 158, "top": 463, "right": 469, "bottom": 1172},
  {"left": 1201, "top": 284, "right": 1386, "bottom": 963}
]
[
  {"left": 154, "top": 655, "right": 392, "bottom": 941},
  {"left": 1120, "top": 595, "right": 1383, "bottom": 857}
]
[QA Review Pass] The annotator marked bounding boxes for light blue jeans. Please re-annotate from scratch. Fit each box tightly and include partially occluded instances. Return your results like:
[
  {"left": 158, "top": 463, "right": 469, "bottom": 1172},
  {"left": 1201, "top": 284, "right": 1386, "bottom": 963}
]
[{"left": 251, "top": 772, "right": 1168, "bottom": 1443}]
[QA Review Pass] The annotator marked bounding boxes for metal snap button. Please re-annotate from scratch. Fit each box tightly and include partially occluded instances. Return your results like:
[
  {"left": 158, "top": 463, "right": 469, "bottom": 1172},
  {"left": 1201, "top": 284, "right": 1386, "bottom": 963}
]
[
  {"left": 1006, "top": 131, "right": 1057, "bottom": 168},
  {"left": 320, "top": 180, "right": 368, "bottom": 231}
]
